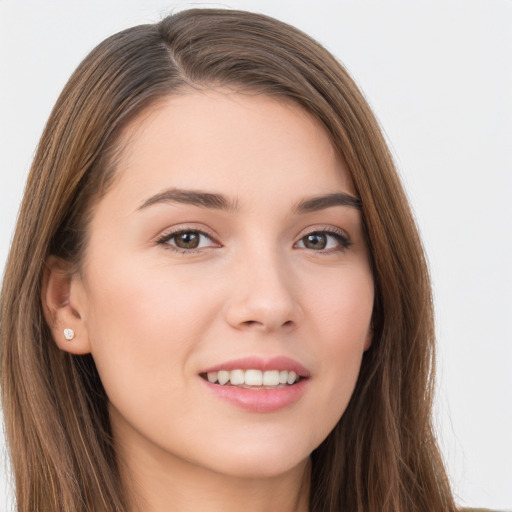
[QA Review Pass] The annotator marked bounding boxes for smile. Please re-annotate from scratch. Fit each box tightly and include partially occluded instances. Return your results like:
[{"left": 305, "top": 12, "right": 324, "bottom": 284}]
[
  {"left": 200, "top": 357, "right": 310, "bottom": 412},
  {"left": 204, "top": 369, "right": 301, "bottom": 387}
]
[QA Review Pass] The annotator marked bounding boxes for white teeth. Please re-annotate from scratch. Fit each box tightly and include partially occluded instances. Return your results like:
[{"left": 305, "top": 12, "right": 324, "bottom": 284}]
[
  {"left": 245, "top": 369, "right": 263, "bottom": 386},
  {"left": 205, "top": 369, "right": 301, "bottom": 387},
  {"left": 229, "top": 369, "right": 245, "bottom": 385},
  {"left": 263, "top": 370, "right": 280, "bottom": 386},
  {"left": 287, "top": 371, "right": 297, "bottom": 385},
  {"left": 217, "top": 370, "right": 230, "bottom": 385}
]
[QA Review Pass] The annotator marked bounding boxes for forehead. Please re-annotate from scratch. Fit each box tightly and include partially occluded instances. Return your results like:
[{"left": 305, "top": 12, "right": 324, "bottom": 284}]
[{"left": 105, "top": 89, "right": 355, "bottom": 209}]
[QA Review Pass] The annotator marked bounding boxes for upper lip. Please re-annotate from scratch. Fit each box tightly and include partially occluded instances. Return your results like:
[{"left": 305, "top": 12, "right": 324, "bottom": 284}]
[{"left": 201, "top": 356, "right": 311, "bottom": 378}]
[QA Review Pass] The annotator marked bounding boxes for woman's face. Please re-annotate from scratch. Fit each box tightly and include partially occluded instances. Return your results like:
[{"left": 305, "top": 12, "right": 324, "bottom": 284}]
[{"left": 71, "top": 90, "right": 374, "bottom": 479}]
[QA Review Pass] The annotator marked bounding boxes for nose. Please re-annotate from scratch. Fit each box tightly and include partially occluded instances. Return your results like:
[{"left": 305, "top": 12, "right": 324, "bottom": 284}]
[{"left": 224, "top": 251, "right": 301, "bottom": 333}]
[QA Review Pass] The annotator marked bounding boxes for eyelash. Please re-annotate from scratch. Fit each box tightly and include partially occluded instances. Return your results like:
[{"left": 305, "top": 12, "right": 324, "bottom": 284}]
[
  {"left": 156, "top": 227, "right": 352, "bottom": 254},
  {"left": 156, "top": 228, "right": 220, "bottom": 254},
  {"left": 295, "top": 227, "right": 352, "bottom": 254}
]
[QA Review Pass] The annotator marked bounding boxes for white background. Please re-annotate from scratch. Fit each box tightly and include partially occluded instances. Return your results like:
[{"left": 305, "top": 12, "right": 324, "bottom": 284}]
[{"left": 0, "top": 1, "right": 511, "bottom": 510}]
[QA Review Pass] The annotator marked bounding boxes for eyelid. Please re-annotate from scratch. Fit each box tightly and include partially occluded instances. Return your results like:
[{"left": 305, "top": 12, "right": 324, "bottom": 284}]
[
  {"left": 296, "top": 224, "right": 351, "bottom": 240},
  {"left": 154, "top": 223, "right": 352, "bottom": 254},
  {"left": 155, "top": 225, "right": 221, "bottom": 252},
  {"left": 294, "top": 225, "right": 353, "bottom": 251}
]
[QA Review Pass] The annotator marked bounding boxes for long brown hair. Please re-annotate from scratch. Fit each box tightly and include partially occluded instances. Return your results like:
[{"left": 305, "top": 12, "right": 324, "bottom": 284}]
[{"left": 0, "top": 8, "right": 457, "bottom": 511}]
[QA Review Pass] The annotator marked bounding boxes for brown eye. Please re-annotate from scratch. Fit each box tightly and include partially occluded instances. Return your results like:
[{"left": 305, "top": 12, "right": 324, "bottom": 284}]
[
  {"left": 302, "top": 233, "right": 327, "bottom": 250},
  {"left": 158, "top": 229, "right": 218, "bottom": 252},
  {"left": 174, "top": 231, "right": 200, "bottom": 249},
  {"left": 296, "top": 230, "right": 351, "bottom": 252}
]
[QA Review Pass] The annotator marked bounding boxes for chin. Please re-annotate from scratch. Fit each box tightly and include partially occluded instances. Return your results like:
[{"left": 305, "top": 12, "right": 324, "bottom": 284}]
[
  {"left": 197, "top": 439, "right": 313, "bottom": 480},
  {"left": 215, "top": 457, "right": 309, "bottom": 480}
]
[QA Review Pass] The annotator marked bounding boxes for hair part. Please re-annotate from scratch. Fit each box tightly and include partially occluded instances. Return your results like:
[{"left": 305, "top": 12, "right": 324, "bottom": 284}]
[{"left": 1, "top": 8, "right": 456, "bottom": 511}]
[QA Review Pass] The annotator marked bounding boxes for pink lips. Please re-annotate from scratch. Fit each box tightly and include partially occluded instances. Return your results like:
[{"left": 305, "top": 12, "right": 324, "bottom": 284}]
[
  {"left": 202, "top": 356, "right": 310, "bottom": 377},
  {"left": 200, "top": 356, "right": 310, "bottom": 413}
]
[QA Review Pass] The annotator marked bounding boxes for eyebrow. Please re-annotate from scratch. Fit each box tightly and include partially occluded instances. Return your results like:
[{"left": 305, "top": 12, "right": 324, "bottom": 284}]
[
  {"left": 294, "top": 192, "right": 362, "bottom": 213},
  {"left": 138, "top": 188, "right": 239, "bottom": 212},
  {"left": 137, "top": 188, "right": 362, "bottom": 213}
]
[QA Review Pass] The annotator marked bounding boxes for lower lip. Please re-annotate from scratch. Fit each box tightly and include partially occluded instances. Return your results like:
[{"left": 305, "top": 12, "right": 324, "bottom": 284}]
[{"left": 201, "top": 378, "right": 308, "bottom": 413}]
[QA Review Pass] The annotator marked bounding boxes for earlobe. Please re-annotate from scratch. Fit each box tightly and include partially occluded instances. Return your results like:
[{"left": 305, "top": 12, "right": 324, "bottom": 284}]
[{"left": 42, "top": 256, "right": 91, "bottom": 355}]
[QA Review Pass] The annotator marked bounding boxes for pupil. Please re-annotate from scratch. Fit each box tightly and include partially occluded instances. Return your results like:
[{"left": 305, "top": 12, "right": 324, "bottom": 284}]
[
  {"left": 305, "top": 233, "right": 326, "bottom": 250},
  {"left": 176, "top": 232, "right": 199, "bottom": 249}
]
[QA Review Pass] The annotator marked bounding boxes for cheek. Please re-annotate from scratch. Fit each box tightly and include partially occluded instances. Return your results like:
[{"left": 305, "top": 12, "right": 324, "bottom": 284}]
[
  {"left": 306, "top": 265, "right": 373, "bottom": 409},
  {"left": 85, "top": 251, "right": 217, "bottom": 334},
  {"left": 307, "top": 261, "right": 373, "bottom": 343},
  {"left": 81, "top": 255, "right": 221, "bottom": 397}
]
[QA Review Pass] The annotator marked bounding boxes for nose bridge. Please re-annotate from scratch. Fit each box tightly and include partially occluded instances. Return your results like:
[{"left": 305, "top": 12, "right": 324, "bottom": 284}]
[{"left": 224, "top": 239, "right": 300, "bottom": 332}]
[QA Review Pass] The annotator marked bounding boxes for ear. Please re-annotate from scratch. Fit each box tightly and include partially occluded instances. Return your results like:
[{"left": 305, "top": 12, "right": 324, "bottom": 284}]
[{"left": 42, "top": 256, "right": 92, "bottom": 355}]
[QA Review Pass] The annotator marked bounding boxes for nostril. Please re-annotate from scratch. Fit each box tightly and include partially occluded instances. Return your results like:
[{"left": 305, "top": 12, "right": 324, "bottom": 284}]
[{"left": 240, "top": 319, "right": 294, "bottom": 330}]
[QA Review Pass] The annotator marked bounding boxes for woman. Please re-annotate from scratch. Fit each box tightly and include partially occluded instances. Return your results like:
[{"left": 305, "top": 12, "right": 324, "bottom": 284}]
[{"left": 0, "top": 8, "right": 460, "bottom": 512}]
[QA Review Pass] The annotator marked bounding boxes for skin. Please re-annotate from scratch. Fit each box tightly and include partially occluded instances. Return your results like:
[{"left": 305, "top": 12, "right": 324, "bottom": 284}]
[{"left": 44, "top": 90, "right": 374, "bottom": 512}]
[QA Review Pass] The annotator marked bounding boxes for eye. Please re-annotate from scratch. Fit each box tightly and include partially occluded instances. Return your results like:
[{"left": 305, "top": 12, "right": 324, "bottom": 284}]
[
  {"left": 157, "top": 229, "right": 219, "bottom": 252},
  {"left": 296, "top": 230, "right": 351, "bottom": 252}
]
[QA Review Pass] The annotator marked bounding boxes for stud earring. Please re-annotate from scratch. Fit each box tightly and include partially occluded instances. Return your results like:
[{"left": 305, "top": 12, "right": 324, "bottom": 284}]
[{"left": 63, "top": 328, "right": 75, "bottom": 341}]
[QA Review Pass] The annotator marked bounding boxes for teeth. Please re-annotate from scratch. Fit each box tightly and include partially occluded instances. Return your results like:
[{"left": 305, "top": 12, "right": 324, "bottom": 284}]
[
  {"left": 205, "top": 369, "right": 301, "bottom": 387},
  {"left": 217, "top": 370, "right": 230, "bottom": 385},
  {"left": 229, "top": 369, "right": 244, "bottom": 385},
  {"left": 263, "top": 370, "right": 280, "bottom": 386},
  {"left": 287, "top": 371, "right": 297, "bottom": 385},
  {"left": 245, "top": 369, "right": 263, "bottom": 386}
]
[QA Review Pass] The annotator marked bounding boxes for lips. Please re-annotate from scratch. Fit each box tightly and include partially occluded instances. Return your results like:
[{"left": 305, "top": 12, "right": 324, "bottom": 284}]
[
  {"left": 202, "top": 356, "right": 309, "bottom": 377},
  {"left": 204, "top": 368, "right": 301, "bottom": 387},
  {"left": 200, "top": 356, "right": 310, "bottom": 413}
]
